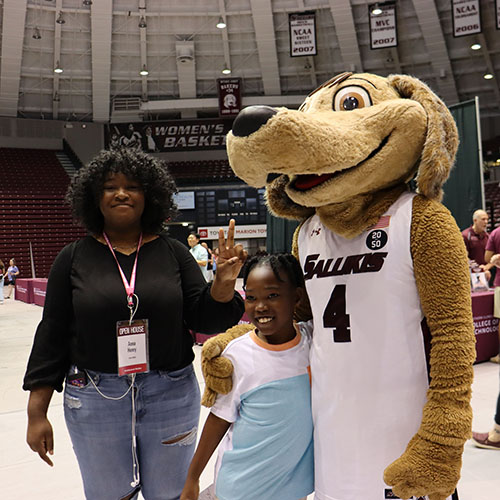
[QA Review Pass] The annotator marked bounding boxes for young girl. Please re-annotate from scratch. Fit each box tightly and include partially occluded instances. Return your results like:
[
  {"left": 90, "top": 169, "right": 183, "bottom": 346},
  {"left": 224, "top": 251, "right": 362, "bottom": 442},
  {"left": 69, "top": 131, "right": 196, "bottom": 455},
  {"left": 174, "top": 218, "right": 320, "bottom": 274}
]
[{"left": 181, "top": 253, "right": 314, "bottom": 500}]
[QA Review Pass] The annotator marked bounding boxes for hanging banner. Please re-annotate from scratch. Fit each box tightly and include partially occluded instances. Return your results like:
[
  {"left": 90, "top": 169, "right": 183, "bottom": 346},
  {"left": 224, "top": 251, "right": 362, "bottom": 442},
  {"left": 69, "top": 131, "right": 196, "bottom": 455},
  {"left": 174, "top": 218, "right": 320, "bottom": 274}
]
[
  {"left": 105, "top": 118, "right": 233, "bottom": 152},
  {"left": 369, "top": 2, "right": 397, "bottom": 50},
  {"left": 496, "top": 0, "right": 500, "bottom": 30},
  {"left": 452, "top": 0, "right": 481, "bottom": 37},
  {"left": 217, "top": 78, "right": 242, "bottom": 117},
  {"left": 289, "top": 12, "right": 317, "bottom": 57}
]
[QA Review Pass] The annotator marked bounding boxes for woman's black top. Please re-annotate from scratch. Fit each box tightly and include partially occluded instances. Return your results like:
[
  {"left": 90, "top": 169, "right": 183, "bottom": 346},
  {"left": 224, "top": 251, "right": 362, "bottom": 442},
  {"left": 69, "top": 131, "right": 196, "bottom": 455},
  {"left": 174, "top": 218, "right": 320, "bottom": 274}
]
[{"left": 23, "top": 235, "right": 244, "bottom": 392}]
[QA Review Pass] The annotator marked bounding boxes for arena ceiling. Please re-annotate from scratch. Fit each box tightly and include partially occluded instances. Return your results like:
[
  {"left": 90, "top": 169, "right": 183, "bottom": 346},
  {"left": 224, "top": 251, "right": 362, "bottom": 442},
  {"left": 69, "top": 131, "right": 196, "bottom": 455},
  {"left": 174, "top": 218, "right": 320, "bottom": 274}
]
[{"left": 0, "top": 0, "right": 498, "bottom": 126}]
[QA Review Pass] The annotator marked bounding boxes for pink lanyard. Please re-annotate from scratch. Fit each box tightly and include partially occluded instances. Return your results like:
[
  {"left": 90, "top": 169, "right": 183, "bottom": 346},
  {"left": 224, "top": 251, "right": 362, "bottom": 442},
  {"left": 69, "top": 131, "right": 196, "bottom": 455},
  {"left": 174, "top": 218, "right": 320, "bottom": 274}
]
[{"left": 103, "top": 232, "right": 143, "bottom": 308}]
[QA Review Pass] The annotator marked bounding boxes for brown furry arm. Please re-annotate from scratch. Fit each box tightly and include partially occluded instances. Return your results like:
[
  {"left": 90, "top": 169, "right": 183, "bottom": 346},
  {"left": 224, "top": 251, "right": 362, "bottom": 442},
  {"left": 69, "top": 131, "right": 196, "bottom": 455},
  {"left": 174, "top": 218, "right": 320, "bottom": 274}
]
[
  {"left": 200, "top": 323, "right": 254, "bottom": 407},
  {"left": 384, "top": 195, "right": 476, "bottom": 500}
]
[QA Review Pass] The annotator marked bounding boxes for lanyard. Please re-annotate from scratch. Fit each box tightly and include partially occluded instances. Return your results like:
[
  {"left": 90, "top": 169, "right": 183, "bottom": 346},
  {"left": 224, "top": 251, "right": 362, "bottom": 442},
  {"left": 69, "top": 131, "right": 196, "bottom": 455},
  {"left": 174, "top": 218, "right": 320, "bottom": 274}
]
[{"left": 103, "top": 232, "right": 143, "bottom": 313}]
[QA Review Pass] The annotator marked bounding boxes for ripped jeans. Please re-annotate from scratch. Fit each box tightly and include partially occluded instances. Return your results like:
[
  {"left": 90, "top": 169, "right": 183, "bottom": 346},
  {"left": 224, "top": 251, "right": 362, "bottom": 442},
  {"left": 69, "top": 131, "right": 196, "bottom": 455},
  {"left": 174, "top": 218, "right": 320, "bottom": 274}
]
[{"left": 64, "top": 364, "right": 200, "bottom": 500}]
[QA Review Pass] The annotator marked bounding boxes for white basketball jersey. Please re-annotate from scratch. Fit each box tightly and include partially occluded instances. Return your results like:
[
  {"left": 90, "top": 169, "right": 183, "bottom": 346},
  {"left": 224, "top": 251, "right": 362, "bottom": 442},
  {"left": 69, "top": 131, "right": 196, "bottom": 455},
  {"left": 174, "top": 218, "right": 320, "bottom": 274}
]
[{"left": 299, "top": 192, "right": 432, "bottom": 500}]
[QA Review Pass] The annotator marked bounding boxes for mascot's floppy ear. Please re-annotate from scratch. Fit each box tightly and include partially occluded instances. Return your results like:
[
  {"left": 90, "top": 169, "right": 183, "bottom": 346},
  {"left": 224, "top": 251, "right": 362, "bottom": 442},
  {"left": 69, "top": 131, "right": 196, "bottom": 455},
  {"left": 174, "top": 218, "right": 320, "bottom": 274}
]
[{"left": 388, "top": 74, "right": 459, "bottom": 201}]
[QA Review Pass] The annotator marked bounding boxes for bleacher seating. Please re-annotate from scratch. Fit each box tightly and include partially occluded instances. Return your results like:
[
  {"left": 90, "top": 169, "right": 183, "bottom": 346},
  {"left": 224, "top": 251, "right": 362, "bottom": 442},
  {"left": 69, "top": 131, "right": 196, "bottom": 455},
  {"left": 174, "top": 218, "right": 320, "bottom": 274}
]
[
  {"left": 0, "top": 148, "right": 86, "bottom": 279},
  {"left": 167, "top": 159, "right": 239, "bottom": 185},
  {"left": 0, "top": 151, "right": 240, "bottom": 279}
]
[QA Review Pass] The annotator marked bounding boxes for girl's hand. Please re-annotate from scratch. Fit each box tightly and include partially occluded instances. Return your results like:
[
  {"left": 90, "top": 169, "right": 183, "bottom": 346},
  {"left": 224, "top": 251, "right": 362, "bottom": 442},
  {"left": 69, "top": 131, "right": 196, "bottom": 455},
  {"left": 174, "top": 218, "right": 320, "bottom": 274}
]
[
  {"left": 180, "top": 480, "right": 199, "bottom": 500},
  {"left": 214, "top": 219, "right": 247, "bottom": 282}
]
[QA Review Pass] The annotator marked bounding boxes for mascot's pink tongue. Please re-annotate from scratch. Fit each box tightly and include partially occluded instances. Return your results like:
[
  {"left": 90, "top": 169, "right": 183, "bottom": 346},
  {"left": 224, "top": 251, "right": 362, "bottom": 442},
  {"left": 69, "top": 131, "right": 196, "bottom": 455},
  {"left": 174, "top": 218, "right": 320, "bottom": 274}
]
[{"left": 294, "top": 173, "right": 334, "bottom": 190}]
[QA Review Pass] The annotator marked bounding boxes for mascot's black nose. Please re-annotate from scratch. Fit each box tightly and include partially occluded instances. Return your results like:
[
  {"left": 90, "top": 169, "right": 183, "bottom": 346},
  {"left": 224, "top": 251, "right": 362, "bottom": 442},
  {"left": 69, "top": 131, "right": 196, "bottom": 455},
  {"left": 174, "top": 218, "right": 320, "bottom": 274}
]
[{"left": 232, "top": 105, "right": 278, "bottom": 137}]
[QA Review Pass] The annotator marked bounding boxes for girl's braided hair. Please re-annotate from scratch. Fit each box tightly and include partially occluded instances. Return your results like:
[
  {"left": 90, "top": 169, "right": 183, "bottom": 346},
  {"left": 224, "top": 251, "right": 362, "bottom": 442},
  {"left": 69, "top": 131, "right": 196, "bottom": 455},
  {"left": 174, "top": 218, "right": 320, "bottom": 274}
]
[{"left": 242, "top": 252, "right": 305, "bottom": 289}]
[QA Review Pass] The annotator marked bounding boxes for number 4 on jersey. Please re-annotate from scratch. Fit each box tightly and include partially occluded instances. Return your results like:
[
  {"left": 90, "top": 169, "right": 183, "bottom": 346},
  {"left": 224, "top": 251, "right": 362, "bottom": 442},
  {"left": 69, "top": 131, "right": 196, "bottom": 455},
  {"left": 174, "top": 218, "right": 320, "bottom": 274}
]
[{"left": 323, "top": 285, "right": 351, "bottom": 342}]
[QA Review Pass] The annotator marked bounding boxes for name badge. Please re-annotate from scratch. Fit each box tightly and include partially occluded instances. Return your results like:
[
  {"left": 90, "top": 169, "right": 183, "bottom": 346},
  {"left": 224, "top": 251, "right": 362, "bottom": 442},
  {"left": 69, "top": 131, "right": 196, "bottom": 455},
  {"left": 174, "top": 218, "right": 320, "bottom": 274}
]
[{"left": 116, "top": 319, "right": 150, "bottom": 376}]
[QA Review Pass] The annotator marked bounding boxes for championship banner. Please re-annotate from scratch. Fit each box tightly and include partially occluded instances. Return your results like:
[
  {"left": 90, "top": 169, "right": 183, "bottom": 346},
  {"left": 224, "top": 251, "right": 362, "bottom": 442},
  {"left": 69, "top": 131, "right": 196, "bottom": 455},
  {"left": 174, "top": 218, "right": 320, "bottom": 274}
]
[
  {"left": 105, "top": 118, "right": 233, "bottom": 152},
  {"left": 369, "top": 2, "right": 397, "bottom": 50},
  {"left": 217, "top": 78, "right": 242, "bottom": 117},
  {"left": 496, "top": 0, "right": 500, "bottom": 29},
  {"left": 289, "top": 12, "right": 317, "bottom": 57},
  {"left": 452, "top": 0, "right": 481, "bottom": 37}
]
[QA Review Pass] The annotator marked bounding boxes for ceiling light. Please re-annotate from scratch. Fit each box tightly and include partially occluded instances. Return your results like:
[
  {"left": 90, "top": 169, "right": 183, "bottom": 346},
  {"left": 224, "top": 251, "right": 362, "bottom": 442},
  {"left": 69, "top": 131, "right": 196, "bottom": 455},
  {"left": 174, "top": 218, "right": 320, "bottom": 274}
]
[
  {"left": 138, "top": 16, "right": 147, "bottom": 28},
  {"left": 54, "top": 61, "right": 63, "bottom": 74},
  {"left": 56, "top": 11, "right": 65, "bottom": 24},
  {"left": 222, "top": 67, "right": 231, "bottom": 75},
  {"left": 471, "top": 43, "right": 481, "bottom": 50},
  {"left": 139, "top": 65, "right": 149, "bottom": 76},
  {"left": 216, "top": 17, "right": 226, "bottom": 29},
  {"left": 32, "top": 27, "right": 41, "bottom": 40},
  {"left": 83, "top": 0, "right": 92, "bottom": 5},
  {"left": 484, "top": 73, "right": 494, "bottom": 80},
  {"left": 371, "top": 3, "right": 383, "bottom": 15}
]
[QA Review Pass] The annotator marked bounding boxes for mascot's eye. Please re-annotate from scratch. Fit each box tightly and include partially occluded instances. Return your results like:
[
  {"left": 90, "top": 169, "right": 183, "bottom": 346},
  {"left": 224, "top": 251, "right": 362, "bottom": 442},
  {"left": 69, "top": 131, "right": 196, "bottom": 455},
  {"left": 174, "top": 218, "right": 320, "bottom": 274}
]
[{"left": 333, "top": 86, "right": 372, "bottom": 112}]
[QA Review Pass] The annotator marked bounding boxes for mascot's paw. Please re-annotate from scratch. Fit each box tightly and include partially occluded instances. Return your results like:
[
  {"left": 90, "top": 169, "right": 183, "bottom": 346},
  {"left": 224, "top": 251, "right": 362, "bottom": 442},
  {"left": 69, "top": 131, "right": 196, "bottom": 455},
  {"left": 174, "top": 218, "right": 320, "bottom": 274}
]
[
  {"left": 200, "top": 323, "right": 253, "bottom": 407},
  {"left": 383, "top": 434, "right": 462, "bottom": 500}
]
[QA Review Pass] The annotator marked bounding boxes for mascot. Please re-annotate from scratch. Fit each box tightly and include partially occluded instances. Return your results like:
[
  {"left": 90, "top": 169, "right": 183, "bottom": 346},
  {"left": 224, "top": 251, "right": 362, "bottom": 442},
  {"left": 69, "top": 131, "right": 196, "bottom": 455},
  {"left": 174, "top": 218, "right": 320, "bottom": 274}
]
[{"left": 202, "top": 72, "right": 476, "bottom": 500}]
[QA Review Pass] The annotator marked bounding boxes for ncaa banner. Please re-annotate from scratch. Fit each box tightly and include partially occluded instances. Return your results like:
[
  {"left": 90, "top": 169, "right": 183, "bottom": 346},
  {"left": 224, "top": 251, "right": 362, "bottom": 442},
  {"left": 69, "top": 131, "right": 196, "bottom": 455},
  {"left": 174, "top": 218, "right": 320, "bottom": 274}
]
[
  {"left": 369, "top": 2, "right": 397, "bottom": 50},
  {"left": 218, "top": 78, "right": 242, "bottom": 117},
  {"left": 452, "top": 0, "right": 481, "bottom": 37},
  {"left": 289, "top": 12, "right": 317, "bottom": 57}
]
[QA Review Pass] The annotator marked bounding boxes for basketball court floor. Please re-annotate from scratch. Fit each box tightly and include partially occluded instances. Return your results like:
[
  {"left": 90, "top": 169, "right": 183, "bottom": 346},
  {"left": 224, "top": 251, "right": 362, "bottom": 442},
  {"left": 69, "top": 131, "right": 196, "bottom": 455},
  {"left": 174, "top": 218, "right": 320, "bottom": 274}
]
[{"left": 1, "top": 297, "right": 499, "bottom": 499}]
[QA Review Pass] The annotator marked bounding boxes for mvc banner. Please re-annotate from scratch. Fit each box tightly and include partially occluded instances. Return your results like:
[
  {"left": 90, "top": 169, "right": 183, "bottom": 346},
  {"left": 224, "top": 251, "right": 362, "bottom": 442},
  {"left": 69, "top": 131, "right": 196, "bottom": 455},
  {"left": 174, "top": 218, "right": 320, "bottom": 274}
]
[
  {"left": 369, "top": 2, "right": 397, "bottom": 50},
  {"left": 289, "top": 12, "right": 317, "bottom": 57}
]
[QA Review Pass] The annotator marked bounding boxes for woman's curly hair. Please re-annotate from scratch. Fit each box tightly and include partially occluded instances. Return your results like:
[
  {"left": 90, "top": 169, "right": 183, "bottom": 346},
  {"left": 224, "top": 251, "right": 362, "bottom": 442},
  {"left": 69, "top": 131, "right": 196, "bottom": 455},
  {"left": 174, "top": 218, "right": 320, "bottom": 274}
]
[{"left": 66, "top": 148, "right": 178, "bottom": 234}]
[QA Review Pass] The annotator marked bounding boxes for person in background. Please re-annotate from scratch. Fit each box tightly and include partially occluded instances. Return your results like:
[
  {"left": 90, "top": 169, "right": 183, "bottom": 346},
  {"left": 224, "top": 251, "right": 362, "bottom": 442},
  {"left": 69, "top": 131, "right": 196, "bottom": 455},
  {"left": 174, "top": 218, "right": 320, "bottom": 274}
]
[
  {"left": 462, "top": 209, "right": 492, "bottom": 280},
  {"left": 5, "top": 258, "right": 19, "bottom": 299},
  {"left": 23, "top": 148, "right": 246, "bottom": 500},
  {"left": 181, "top": 253, "right": 313, "bottom": 500},
  {"left": 473, "top": 229, "right": 500, "bottom": 449},
  {"left": 212, "top": 247, "right": 219, "bottom": 276},
  {"left": 187, "top": 233, "right": 210, "bottom": 282},
  {"left": 485, "top": 228, "right": 500, "bottom": 364},
  {"left": 0, "top": 259, "right": 5, "bottom": 304},
  {"left": 201, "top": 241, "right": 214, "bottom": 282}
]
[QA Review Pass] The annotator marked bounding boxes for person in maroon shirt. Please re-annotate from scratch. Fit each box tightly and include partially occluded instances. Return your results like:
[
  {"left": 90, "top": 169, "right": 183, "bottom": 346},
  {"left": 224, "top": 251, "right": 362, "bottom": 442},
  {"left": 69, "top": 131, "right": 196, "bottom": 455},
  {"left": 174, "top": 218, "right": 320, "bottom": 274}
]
[{"left": 462, "top": 209, "right": 492, "bottom": 279}]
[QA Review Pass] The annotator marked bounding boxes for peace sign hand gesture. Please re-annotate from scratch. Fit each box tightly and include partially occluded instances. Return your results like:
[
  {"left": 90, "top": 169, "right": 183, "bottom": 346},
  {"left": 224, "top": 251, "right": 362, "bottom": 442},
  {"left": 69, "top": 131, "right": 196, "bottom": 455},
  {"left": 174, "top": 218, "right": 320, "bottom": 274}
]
[{"left": 210, "top": 219, "right": 248, "bottom": 302}]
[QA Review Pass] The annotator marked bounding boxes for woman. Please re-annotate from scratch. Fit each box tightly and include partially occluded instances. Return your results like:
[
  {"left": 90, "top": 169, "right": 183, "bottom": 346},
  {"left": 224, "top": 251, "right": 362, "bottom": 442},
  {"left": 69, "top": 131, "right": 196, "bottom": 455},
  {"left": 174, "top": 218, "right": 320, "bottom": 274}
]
[
  {"left": 5, "top": 258, "right": 19, "bottom": 299},
  {"left": 23, "top": 148, "right": 246, "bottom": 500}
]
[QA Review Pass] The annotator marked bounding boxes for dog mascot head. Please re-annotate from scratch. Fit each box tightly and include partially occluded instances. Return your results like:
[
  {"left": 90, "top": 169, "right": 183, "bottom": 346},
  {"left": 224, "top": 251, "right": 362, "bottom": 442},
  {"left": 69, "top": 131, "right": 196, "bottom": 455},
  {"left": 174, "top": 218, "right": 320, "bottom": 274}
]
[{"left": 227, "top": 72, "right": 458, "bottom": 238}]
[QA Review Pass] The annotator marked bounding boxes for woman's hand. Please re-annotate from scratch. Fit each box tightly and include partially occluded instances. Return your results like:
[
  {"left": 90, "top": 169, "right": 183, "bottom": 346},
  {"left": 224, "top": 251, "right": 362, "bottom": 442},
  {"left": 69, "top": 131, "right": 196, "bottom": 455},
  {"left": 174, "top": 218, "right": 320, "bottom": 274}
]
[
  {"left": 27, "top": 415, "right": 54, "bottom": 466},
  {"left": 26, "top": 386, "right": 55, "bottom": 466},
  {"left": 210, "top": 219, "right": 247, "bottom": 302},
  {"left": 214, "top": 219, "right": 247, "bottom": 283}
]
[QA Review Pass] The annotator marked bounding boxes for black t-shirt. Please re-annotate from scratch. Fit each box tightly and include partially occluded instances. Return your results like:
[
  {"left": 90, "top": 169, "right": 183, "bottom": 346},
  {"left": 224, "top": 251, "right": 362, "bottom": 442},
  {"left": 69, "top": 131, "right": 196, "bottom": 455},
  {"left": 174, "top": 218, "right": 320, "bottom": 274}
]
[{"left": 23, "top": 235, "right": 244, "bottom": 392}]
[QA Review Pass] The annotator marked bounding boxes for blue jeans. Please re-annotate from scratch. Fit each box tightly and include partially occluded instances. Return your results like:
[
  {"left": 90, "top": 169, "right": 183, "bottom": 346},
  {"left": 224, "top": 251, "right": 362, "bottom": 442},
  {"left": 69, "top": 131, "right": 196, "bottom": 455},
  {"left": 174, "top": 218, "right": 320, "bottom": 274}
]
[{"left": 64, "top": 365, "right": 201, "bottom": 500}]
